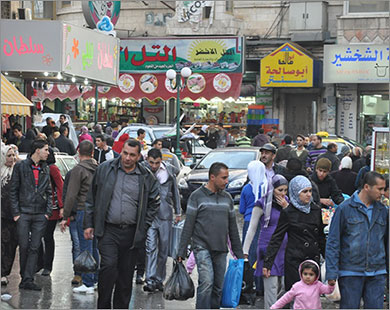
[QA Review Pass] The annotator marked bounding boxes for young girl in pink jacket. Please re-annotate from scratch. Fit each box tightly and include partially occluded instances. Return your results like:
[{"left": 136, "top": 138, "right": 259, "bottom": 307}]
[{"left": 271, "top": 260, "right": 335, "bottom": 309}]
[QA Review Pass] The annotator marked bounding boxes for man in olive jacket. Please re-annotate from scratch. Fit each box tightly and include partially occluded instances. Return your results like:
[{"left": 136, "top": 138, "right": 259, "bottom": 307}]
[{"left": 83, "top": 139, "right": 160, "bottom": 309}]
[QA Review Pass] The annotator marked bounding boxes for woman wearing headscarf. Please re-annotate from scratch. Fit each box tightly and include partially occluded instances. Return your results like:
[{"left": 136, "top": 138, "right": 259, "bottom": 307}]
[
  {"left": 1, "top": 144, "right": 18, "bottom": 285},
  {"left": 243, "top": 174, "right": 289, "bottom": 309},
  {"left": 330, "top": 156, "right": 357, "bottom": 196},
  {"left": 77, "top": 126, "right": 93, "bottom": 148},
  {"left": 239, "top": 161, "right": 268, "bottom": 292},
  {"left": 263, "top": 176, "right": 326, "bottom": 292}
]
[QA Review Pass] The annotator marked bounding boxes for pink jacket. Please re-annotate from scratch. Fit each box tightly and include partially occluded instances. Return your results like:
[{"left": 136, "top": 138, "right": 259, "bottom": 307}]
[{"left": 271, "top": 260, "right": 334, "bottom": 309}]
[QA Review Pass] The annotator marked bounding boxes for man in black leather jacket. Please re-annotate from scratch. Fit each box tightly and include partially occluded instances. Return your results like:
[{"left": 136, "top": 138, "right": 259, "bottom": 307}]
[
  {"left": 83, "top": 139, "right": 160, "bottom": 309},
  {"left": 10, "top": 139, "right": 52, "bottom": 291}
]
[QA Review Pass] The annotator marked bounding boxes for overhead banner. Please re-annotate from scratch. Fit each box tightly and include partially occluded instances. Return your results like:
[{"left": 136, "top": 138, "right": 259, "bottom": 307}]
[
  {"left": 41, "top": 73, "right": 243, "bottom": 101},
  {"left": 120, "top": 37, "right": 244, "bottom": 73},
  {"left": 324, "top": 45, "right": 390, "bottom": 83},
  {"left": 260, "top": 42, "right": 321, "bottom": 87}
]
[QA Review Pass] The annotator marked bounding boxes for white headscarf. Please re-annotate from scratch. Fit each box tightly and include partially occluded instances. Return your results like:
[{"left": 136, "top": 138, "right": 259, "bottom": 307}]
[
  {"left": 1, "top": 144, "right": 14, "bottom": 187},
  {"left": 247, "top": 161, "right": 268, "bottom": 201},
  {"left": 341, "top": 156, "right": 352, "bottom": 169}
]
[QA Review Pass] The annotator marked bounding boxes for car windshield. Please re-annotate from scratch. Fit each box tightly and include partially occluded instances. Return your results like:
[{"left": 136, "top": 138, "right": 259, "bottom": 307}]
[
  {"left": 322, "top": 141, "right": 350, "bottom": 155},
  {"left": 154, "top": 129, "right": 173, "bottom": 139},
  {"left": 196, "top": 151, "right": 257, "bottom": 169},
  {"left": 124, "top": 129, "right": 152, "bottom": 144}
]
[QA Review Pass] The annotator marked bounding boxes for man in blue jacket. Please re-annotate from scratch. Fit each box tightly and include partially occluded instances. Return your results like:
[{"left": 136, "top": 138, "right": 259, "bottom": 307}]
[{"left": 326, "top": 171, "right": 388, "bottom": 309}]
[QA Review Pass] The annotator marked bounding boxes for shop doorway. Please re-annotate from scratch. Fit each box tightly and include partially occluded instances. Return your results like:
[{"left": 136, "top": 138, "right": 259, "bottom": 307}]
[{"left": 284, "top": 93, "right": 316, "bottom": 137}]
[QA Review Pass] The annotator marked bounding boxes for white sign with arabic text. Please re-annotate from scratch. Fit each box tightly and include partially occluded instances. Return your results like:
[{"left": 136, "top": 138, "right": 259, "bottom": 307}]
[{"left": 324, "top": 45, "right": 389, "bottom": 83}]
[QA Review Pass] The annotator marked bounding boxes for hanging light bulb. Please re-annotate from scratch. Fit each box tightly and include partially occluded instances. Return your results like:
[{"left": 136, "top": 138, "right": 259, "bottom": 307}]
[
  {"left": 57, "top": 72, "right": 63, "bottom": 80},
  {"left": 84, "top": 78, "right": 89, "bottom": 85},
  {"left": 71, "top": 76, "right": 76, "bottom": 83},
  {"left": 44, "top": 72, "right": 49, "bottom": 77}
]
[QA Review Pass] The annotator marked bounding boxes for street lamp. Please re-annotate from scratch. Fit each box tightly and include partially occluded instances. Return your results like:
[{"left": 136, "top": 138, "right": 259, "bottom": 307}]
[{"left": 166, "top": 67, "right": 192, "bottom": 160}]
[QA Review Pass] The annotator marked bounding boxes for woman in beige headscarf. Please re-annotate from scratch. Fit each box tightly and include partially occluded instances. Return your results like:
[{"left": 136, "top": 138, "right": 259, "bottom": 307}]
[{"left": 1, "top": 144, "right": 18, "bottom": 285}]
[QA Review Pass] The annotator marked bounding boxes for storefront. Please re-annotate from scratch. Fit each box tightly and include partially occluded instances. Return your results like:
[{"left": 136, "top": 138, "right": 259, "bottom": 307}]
[
  {"left": 324, "top": 44, "right": 389, "bottom": 144},
  {"left": 1, "top": 19, "right": 120, "bottom": 123},
  {"left": 260, "top": 42, "right": 323, "bottom": 137}
]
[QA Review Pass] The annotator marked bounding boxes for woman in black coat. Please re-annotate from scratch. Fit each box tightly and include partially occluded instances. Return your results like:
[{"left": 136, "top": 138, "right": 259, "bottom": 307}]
[
  {"left": 263, "top": 175, "right": 326, "bottom": 291},
  {"left": 330, "top": 156, "right": 357, "bottom": 196}
]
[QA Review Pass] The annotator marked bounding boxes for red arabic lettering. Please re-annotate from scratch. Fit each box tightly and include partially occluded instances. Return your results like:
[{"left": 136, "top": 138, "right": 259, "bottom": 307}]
[
  {"left": 130, "top": 45, "right": 176, "bottom": 66},
  {"left": 120, "top": 46, "right": 129, "bottom": 62},
  {"left": 3, "top": 36, "right": 44, "bottom": 57},
  {"left": 98, "top": 42, "right": 113, "bottom": 70}
]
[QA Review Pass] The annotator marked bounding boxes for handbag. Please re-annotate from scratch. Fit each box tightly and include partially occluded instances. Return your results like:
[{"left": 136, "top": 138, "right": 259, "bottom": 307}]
[{"left": 221, "top": 259, "right": 244, "bottom": 308}]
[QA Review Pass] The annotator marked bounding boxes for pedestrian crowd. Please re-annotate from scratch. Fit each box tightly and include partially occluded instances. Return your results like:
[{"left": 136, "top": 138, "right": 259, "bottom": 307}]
[{"left": 1, "top": 116, "right": 389, "bottom": 310}]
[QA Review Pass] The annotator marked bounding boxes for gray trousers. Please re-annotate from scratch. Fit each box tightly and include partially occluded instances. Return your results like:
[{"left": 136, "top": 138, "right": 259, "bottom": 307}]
[
  {"left": 263, "top": 275, "right": 285, "bottom": 309},
  {"left": 145, "top": 218, "right": 171, "bottom": 285}
]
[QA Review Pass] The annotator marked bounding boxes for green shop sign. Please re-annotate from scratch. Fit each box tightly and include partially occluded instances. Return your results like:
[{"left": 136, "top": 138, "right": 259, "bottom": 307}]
[{"left": 120, "top": 36, "right": 243, "bottom": 73}]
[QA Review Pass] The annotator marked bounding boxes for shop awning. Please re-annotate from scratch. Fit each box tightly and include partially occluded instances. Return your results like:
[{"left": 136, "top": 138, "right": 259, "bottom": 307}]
[
  {"left": 1, "top": 74, "right": 33, "bottom": 116},
  {"left": 40, "top": 72, "right": 243, "bottom": 101}
]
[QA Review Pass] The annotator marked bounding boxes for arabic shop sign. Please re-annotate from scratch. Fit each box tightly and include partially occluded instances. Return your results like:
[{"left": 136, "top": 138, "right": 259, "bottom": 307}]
[
  {"left": 62, "top": 23, "right": 120, "bottom": 85},
  {"left": 120, "top": 37, "right": 243, "bottom": 73},
  {"left": 261, "top": 43, "right": 314, "bottom": 87},
  {"left": 1, "top": 20, "right": 62, "bottom": 72},
  {"left": 324, "top": 45, "right": 390, "bottom": 83}
]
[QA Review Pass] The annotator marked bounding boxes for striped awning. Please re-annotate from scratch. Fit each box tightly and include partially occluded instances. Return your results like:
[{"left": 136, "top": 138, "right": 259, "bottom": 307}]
[{"left": 1, "top": 74, "right": 33, "bottom": 116}]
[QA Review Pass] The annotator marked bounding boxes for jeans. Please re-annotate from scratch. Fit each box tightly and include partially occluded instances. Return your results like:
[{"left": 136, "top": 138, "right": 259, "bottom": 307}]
[
  {"left": 97, "top": 223, "right": 137, "bottom": 309},
  {"left": 338, "top": 275, "right": 386, "bottom": 309},
  {"left": 193, "top": 245, "right": 227, "bottom": 309},
  {"left": 69, "top": 218, "right": 81, "bottom": 276},
  {"left": 17, "top": 213, "right": 47, "bottom": 284},
  {"left": 75, "top": 211, "right": 97, "bottom": 287},
  {"left": 37, "top": 219, "right": 58, "bottom": 272},
  {"left": 242, "top": 220, "right": 263, "bottom": 291}
]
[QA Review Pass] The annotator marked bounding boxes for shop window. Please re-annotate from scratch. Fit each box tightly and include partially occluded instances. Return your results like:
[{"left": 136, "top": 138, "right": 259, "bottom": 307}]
[
  {"left": 226, "top": 0, "right": 233, "bottom": 13},
  {"left": 346, "top": 0, "right": 389, "bottom": 14},
  {"left": 61, "top": 1, "right": 71, "bottom": 8},
  {"left": 360, "top": 94, "right": 389, "bottom": 145},
  {"left": 203, "top": 5, "right": 212, "bottom": 19},
  {"left": 32, "top": 1, "right": 55, "bottom": 20}
]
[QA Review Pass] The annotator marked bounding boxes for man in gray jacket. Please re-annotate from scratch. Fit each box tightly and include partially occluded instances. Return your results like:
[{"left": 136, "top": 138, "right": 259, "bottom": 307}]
[
  {"left": 83, "top": 139, "right": 160, "bottom": 309},
  {"left": 143, "top": 148, "right": 181, "bottom": 292},
  {"left": 177, "top": 162, "right": 244, "bottom": 309}
]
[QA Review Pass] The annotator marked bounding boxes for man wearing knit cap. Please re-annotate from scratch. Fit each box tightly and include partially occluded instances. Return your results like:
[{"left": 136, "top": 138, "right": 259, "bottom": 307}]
[{"left": 311, "top": 158, "right": 344, "bottom": 209}]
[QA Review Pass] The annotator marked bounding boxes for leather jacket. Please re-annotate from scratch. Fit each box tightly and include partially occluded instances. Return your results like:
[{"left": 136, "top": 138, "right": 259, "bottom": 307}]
[
  {"left": 10, "top": 158, "right": 53, "bottom": 217},
  {"left": 83, "top": 156, "right": 160, "bottom": 249}
]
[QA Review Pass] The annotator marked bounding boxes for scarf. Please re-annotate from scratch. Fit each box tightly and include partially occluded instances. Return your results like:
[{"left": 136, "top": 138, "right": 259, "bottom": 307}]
[
  {"left": 341, "top": 156, "right": 352, "bottom": 169},
  {"left": 247, "top": 160, "right": 267, "bottom": 202},
  {"left": 289, "top": 175, "right": 312, "bottom": 214},
  {"left": 1, "top": 145, "right": 14, "bottom": 188}
]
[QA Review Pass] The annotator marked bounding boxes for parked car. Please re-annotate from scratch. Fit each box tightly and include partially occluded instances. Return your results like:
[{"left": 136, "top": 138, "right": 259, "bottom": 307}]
[
  {"left": 178, "top": 147, "right": 261, "bottom": 211},
  {"left": 33, "top": 113, "right": 78, "bottom": 148},
  {"left": 115, "top": 124, "right": 175, "bottom": 147},
  {"left": 316, "top": 132, "right": 363, "bottom": 155},
  {"left": 18, "top": 152, "right": 78, "bottom": 179}
]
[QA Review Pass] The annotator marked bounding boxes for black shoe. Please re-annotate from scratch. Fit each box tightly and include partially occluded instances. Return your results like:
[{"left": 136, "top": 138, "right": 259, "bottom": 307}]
[
  {"left": 143, "top": 283, "right": 156, "bottom": 292},
  {"left": 155, "top": 282, "right": 164, "bottom": 292},
  {"left": 136, "top": 275, "right": 144, "bottom": 285},
  {"left": 41, "top": 269, "right": 51, "bottom": 276},
  {"left": 19, "top": 282, "right": 25, "bottom": 289},
  {"left": 23, "top": 282, "right": 42, "bottom": 291}
]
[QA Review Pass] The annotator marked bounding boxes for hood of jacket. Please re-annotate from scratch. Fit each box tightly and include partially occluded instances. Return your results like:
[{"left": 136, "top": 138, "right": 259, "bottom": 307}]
[
  {"left": 78, "top": 158, "right": 98, "bottom": 173},
  {"left": 298, "top": 259, "right": 320, "bottom": 284}
]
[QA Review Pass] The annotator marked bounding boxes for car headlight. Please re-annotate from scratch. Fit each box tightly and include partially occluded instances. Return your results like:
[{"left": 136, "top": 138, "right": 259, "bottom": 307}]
[
  {"left": 228, "top": 178, "right": 246, "bottom": 189},
  {"left": 178, "top": 178, "right": 188, "bottom": 189}
]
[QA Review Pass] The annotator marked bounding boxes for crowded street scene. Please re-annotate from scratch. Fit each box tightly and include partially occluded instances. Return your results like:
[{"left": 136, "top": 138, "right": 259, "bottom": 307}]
[{"left": 1, "top": 1, "right": 389, "bottom": 309}]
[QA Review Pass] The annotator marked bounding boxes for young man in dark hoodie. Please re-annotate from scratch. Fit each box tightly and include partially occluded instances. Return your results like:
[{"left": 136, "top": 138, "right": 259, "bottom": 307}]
[
  {"left": 311, "top": 158, "right": 344, "bottom": 209},
  {"left": 60, "top": 140, "right": 99, "bottom": 293}
]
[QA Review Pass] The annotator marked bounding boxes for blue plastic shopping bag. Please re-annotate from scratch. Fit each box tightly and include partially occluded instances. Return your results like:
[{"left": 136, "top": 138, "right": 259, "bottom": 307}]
[{"left": 221, "top": 258, "right": 244, "bottom": 308}]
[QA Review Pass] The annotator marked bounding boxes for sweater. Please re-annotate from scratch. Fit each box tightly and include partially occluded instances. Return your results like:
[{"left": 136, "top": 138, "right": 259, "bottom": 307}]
[
  {"left": 177, "top": 185, "right": 244, "bottom": 259},
  {"left": 306, "top": 146, "right": 326, "bottom": 170}
]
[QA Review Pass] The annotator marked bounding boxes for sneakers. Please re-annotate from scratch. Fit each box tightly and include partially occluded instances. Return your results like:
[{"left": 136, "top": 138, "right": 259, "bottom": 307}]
[
  {"left": 73, "top": 284, "right": 95, "bottom": 294},
  {"left": 71, "top": 275, "right": 82, "bottom": 285},
  {"left": 143, "top": 283, "right": 156, "bottom": 292},
  {"left": 155, "top": 282, "right": 164, "bottom": 292},
  {"left": 136, "top": 275, "right": 144, "bottom": 285},
  {"left": 41, "top": 269, "right": 51, "bottom": 276},
  {"left": 23, "top": 282, "right": 42, "bottom": 291}
]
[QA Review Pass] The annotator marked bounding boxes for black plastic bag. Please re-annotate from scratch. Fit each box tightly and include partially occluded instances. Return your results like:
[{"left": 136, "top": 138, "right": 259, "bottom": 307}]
[
  {"left": 74, "top": 250, "right": 98, "bottom": 274},
  {"left": 239, "top": 261, "right": 256, "bottom": 305},
  {"left": 163, "top": 261, "right": 195, "bottom": 301}
]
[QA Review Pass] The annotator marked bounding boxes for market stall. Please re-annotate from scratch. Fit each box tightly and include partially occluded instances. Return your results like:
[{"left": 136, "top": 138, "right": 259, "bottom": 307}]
[
  {"left": 1, "top": 74, "right": 33, "bottom": 116},
  {"left": 371, "top": 127, "right": 390, "bottom": 174}
]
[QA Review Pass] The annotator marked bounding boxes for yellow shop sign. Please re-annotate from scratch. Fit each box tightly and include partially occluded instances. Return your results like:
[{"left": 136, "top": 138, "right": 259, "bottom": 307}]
[{"left": 261, "top": 43, "right": 315, "bottom": 87}]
